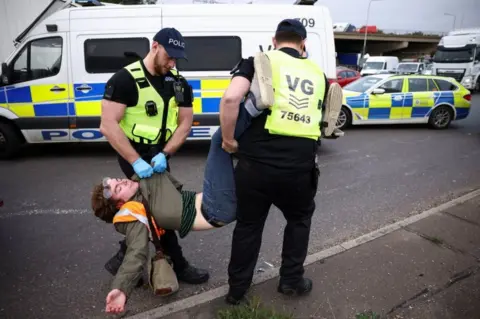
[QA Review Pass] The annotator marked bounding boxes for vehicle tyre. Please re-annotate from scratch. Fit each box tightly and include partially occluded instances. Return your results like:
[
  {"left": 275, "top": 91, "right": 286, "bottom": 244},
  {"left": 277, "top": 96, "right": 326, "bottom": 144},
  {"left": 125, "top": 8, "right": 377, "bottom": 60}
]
[
  {"left": 0, "top": 121, "right": 23, "bottom": 160},
  {"left": 428, "top": 105, "right": 453, "bottom": 130},
  {"left": 335, "top": 106, "right": 352, "bottom": 130}
]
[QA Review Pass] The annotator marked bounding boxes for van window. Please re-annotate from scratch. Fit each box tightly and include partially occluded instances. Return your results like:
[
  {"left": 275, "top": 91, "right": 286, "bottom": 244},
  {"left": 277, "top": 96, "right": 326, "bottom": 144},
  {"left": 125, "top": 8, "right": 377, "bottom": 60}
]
[
  {"left": 176, "top": 36, "right": 242, "bottom": 72},
  {"left": 10, "top": 37, "right": 63, "bottom": 84},
  {"left": 84, "top": 37, "right": 150, "bottom": 74}
]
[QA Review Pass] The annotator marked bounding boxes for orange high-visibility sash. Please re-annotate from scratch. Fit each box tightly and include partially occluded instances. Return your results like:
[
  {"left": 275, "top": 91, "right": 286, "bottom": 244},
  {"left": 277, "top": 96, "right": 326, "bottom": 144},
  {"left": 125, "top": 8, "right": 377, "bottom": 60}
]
[{"left": 113, "top": 201, "right": 166, "bottom": 239}]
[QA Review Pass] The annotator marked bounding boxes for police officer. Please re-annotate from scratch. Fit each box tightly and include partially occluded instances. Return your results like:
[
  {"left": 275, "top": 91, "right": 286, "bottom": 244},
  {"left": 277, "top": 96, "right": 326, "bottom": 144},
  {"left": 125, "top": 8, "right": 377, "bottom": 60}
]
[
  {"left": 99, "top": 27, "right": 209, "bottom": 285},
  {"left": 219, "top": 19, "right": 329, "bottom": 304}
]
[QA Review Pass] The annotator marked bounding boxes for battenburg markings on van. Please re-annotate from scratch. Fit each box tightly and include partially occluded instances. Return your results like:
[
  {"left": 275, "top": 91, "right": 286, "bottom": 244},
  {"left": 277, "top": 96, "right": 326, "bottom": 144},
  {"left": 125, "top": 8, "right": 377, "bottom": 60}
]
[{"left": 0, "top": 1, "right": 336, "bottom": 157}]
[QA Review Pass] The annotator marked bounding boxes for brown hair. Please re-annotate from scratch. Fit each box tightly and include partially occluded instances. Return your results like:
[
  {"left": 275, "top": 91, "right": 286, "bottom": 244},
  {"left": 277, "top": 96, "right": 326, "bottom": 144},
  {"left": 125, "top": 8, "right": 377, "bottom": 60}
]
[
  {"left": 274, "top": 31, "right": 304, "bottom": 46},
  {"left": 91, "top": 182, "right": 118, "bottom": 223}
]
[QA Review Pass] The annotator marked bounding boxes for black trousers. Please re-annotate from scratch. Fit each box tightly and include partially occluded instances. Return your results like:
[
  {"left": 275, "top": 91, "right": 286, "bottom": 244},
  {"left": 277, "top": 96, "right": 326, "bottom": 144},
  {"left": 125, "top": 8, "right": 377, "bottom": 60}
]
[
  {"left": 117, "top": 153, "right": 189, "bottom": 273},
  {"left": 227, "top": 159, "right": 319, "bottom": 296}
]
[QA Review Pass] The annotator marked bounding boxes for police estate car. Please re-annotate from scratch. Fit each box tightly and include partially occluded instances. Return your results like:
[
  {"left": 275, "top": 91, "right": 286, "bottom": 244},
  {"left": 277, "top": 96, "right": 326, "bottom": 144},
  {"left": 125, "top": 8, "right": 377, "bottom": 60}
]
[{"left": 336, "top": 74, "right": 472, "bottom": 130}]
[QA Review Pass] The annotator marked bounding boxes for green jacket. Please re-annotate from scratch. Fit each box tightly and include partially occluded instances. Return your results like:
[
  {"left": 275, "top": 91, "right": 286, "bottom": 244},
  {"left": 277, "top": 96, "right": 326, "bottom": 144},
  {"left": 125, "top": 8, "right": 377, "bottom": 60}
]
[{"left": 110, "top": 172, "right": 196, "bottom": 297}]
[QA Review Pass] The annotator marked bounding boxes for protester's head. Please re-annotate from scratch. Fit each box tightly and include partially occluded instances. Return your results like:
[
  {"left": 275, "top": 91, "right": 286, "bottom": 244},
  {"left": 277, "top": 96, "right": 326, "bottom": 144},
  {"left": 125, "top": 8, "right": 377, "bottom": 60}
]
[
  {"left": 148, "top": 27, "right": 187, "bottom": 75},
  {"left": 273, "top": 19, "right": 307, "bottom": 54},
  {"left": 91, "top": 178, "right": 139, "bottom": 223}
]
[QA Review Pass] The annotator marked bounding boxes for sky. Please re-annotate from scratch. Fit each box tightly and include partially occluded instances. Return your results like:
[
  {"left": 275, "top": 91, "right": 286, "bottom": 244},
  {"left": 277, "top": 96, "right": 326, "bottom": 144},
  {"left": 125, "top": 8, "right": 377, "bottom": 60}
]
[{"left": 160, "top": 0, "right": 480, "bottom": 34}]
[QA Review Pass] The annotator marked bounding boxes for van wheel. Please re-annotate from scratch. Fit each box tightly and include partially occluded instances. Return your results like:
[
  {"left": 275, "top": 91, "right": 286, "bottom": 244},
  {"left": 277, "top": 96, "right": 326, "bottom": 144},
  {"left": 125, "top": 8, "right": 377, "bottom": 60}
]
[
  {"left": 336, "top": 106, "right": 352, "bottom": 130},
  {"left": 0, "top": 121, "right": 23, "bottom": 159},
  {"left": 428, "top": 105, "right": 452, "bottom": 130}
]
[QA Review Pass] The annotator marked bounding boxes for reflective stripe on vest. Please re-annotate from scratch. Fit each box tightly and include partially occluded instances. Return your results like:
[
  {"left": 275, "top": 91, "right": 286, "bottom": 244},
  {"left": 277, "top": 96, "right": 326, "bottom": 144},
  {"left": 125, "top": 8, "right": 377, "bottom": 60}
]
[
  {"left": 113, "top": 201, "right": 165, "bottom": 239},
  {"left": 119, "top": 61, "right": 179, "bottom": 145},
  {"left": 264, "top": 50, "right": 326, "bottom": 141}
]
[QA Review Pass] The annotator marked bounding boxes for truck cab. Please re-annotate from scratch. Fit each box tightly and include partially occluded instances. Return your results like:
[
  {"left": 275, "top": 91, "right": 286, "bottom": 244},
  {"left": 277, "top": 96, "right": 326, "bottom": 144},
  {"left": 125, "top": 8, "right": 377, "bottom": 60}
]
[{"left": 432, "top": 29, "right": 480, "bottom": 93}]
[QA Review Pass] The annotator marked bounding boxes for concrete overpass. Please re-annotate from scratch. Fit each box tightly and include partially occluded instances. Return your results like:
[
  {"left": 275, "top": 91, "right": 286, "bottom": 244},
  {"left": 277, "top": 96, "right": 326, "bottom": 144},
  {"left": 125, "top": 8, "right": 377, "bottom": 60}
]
[{"left": 334, "top": 32, "right": 442, "bottom": 59}]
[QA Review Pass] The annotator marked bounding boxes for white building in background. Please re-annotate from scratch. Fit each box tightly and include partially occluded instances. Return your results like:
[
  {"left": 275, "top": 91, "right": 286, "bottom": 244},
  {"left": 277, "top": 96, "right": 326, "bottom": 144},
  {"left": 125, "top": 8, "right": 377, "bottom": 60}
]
[
  {"left": 0, "top": 0, "right": 120, "bottom": 62},
  {"left": 0, "top": 0, "right": 55, "bottom": 62}
]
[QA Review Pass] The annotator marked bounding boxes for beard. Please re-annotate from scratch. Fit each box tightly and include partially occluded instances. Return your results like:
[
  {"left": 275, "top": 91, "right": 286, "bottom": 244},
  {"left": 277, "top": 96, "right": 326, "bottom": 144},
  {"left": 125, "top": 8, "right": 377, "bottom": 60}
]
[{"left": 153, "top": 56, "right": 170, "bottom": 75}]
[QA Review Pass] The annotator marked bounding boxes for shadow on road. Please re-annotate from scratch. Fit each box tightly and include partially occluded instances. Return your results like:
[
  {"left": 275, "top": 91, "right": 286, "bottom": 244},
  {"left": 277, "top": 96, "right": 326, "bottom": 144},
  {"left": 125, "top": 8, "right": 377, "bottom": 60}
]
[{"left": 2, "top": 140, "right": 213, "bottom": 161}]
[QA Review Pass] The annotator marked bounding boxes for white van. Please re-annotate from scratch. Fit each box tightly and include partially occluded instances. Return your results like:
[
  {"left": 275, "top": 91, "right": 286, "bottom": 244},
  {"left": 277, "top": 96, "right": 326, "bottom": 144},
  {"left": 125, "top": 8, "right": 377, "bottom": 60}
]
[
  {"left": 360, "top": 56, "right": 399, "bottom": 76},
  {"left": 396, "top": 62, "right": 426, "bottom": 75},
  {"left": 0, "top": 0, "right": 336, "bottom": 159}
]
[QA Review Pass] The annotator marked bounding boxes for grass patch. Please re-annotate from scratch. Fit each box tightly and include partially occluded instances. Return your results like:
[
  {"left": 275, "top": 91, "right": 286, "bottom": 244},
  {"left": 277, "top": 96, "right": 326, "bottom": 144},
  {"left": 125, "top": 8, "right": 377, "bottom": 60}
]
[
  {"left": 216, "top": 296, "right": 293, "bottom": 319},
  {"left": 356, "top": 310, "right": 380, "bottom": 319}
]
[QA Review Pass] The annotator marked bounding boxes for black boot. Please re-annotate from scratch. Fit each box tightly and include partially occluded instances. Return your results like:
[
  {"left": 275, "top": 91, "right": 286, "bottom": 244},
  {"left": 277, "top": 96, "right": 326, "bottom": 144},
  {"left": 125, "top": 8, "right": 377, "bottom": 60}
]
[
  {"left": 104, "top": 240, "right": 144, "bottom": 287},
  {"left": 175, "top": 264, "right": 210, "bottom": 285},
  {"left": 277, "top": 277, "right": 313, "bottom": 296},
  {"left": 225, "top": 289, "right": 247, "bottom": 305}
]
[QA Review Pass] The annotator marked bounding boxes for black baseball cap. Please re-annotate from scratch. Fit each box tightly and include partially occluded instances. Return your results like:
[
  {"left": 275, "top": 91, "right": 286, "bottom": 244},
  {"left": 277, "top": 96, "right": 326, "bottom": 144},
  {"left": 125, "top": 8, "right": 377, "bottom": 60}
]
[
  {"left": 275, "top": 19, "right": 307, "bottom": 39},
  {"left": 153, "top": 27, "right": 187, "bottom": 60}
]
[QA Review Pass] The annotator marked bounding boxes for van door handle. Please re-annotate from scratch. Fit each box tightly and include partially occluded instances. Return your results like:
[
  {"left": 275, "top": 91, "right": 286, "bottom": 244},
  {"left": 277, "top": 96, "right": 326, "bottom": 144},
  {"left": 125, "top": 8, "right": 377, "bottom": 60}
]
[
  {"left": 50, "top": 85, "right": 66, "bottom": 92},
  {"left": 76, "top": 84, "right": 92, "bottom": 93}
]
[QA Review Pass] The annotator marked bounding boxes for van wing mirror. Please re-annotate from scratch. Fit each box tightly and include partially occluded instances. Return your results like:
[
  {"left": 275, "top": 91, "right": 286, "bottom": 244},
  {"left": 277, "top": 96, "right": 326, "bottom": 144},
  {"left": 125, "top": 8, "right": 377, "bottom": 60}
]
[
  {"left": 1, "top": 63, "right": 11, "bottom": 85},
  {"left": 372, "top": 88, "right": 385, "bottom": 95}
]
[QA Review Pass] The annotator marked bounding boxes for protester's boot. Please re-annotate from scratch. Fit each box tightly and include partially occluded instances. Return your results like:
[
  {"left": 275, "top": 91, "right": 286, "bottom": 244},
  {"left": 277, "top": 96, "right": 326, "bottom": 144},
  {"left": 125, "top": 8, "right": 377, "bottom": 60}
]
[
  {"left": 253, "top": 51, "right": 275, "bottom": 108},
  {"left": 322, "top": 82, "right": 344, "bottom": 137},
  {"left": 242, "top": 52, "right": 275, "bottom": 117}
]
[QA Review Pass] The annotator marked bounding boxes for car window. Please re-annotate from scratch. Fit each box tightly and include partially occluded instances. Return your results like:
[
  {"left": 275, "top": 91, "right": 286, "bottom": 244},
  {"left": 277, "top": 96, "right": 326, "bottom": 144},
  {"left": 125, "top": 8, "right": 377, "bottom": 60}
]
[
  {"left": 338, "top": 71, "right": 346, "bottom": 79},
  {"left": 378, "top": 78, "right": 404, "bottom": 93},
  {"left": 427, "top": 79, "right": 438, "bottom": 91},
  {"left": 434, "top": 79, "right": 457, "bottom": 91},
  {"left": 343, "top": 76, "right": 384, "bottom": 92},
  {"left": 408, "top": 78, "right": 428, "bottom": 92},
  {"left": 347, "top": 71, "right": 355, "bottom": 77}
]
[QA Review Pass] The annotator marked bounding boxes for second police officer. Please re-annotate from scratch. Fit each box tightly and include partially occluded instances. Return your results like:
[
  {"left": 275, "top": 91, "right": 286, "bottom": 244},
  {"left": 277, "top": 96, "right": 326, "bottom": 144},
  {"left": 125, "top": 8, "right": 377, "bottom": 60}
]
[{"left": 220, "top": 19, "right": 332, "bottom": 304}]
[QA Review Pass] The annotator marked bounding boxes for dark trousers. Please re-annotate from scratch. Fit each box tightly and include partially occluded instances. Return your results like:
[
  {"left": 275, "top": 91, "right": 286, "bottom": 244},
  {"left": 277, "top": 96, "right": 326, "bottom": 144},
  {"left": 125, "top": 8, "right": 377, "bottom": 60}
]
[
  {"left": 117, "top": 153, "right": 188, "bottom": 273},
  {"left": 227, "top": 159, "right": 319, "bottom": 296}
]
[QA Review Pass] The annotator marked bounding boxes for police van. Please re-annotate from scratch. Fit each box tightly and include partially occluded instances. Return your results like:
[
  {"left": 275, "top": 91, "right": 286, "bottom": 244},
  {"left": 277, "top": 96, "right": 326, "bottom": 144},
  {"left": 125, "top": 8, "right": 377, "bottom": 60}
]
[{"left": 0, "top": 0, "right": 336, "bottom": 159}]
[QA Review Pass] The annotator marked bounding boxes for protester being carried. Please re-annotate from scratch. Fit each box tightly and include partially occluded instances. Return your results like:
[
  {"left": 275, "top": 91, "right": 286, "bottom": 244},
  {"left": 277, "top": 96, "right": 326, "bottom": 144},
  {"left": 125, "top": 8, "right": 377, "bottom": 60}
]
[{"left": 91, "top": 39, "right": 343, "bottom": 316}]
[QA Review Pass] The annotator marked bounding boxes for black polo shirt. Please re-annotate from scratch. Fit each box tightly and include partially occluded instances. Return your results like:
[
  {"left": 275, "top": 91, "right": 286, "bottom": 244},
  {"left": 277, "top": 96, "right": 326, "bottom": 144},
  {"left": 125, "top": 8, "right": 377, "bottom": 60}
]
[{"left": 232, "top": 47, "right": 329, "bottom": 174}]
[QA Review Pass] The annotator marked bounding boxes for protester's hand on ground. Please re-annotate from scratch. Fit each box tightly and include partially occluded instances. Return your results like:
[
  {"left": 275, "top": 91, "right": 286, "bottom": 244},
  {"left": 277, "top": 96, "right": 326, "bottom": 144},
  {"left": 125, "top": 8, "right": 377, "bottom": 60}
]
[
  {"left": 132, "top": 158, "right": 154, "bottom": 178},
  {"left": 151, "top": 152, "right": 167, "bottom": 173},
  {"left": 222, "top": 139, "right": 238, "bottom": 154},
  {"left": 105, "top": 289, "right": 126, "bottom": 314}
]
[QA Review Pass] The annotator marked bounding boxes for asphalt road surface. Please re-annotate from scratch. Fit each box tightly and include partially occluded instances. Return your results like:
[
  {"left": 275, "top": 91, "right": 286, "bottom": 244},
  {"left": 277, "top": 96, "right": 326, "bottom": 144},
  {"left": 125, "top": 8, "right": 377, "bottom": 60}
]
[{"left": 1, "top": 96, "right": 480, "bottom": 319}]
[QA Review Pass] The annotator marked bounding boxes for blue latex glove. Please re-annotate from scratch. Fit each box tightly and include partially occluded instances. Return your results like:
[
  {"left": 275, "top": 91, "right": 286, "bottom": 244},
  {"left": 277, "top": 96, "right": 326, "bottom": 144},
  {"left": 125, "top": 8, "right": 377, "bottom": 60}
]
[
  {"left": 151, "top": 152, "right": 167, "bottom": 173},
  {"left": 132, "top": 158, "right": 153, "bottom": 178}
]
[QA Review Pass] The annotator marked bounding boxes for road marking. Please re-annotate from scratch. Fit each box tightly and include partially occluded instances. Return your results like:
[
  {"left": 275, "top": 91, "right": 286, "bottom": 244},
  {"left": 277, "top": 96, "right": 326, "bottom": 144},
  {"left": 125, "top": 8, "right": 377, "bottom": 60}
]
[
  {"left": 0, "top": 209, "right": 89, "bottom": 219},
  {"left": 126, "top": 188, "right": 480, "bottom": 319}
]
